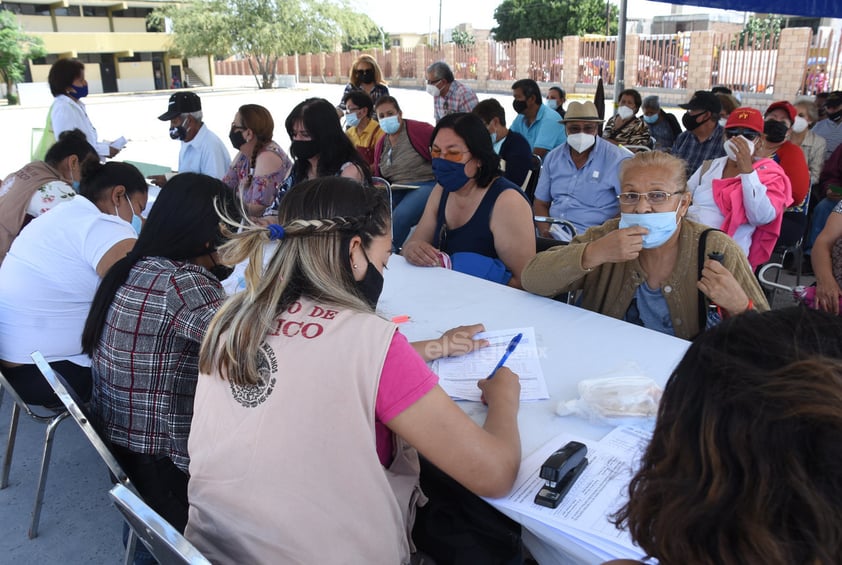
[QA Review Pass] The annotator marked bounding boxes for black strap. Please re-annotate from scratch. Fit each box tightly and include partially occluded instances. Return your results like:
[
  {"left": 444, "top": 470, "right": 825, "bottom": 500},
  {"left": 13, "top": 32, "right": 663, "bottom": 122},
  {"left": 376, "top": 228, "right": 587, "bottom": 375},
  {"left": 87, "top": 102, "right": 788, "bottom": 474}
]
[{"left": 697, "top": 228, "right": 721, "bottom": 336}]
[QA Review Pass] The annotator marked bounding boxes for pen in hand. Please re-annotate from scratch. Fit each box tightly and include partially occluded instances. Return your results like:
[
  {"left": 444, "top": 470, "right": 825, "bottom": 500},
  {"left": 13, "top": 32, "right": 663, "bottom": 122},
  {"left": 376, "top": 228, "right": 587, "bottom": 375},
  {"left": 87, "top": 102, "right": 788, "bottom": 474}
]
[{"left": 487, "top": 333, "right": 523, "bottom": 379}]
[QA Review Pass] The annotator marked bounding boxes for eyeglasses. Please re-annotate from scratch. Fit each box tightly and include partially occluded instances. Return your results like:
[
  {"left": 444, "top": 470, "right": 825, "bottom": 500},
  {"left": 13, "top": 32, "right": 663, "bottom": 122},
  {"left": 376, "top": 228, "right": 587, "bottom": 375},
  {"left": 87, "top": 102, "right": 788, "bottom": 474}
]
[
  {"left": 427, "top": 78, "right": 442, "bottom": 86},
  {"left": 724, "top": 129, "right": 760, "bottom": 141},
  {"left": 618, "top": 190, "right": 685, "bottom": 205},
  {"left": 430, "top": 147, "right": 469, "bottom": 162},
  {"left": 345, "top": 107, "right": 361, "bottom": 114},
  {"left": 566, "top": 125, "right": 599, "bottom": 134}
]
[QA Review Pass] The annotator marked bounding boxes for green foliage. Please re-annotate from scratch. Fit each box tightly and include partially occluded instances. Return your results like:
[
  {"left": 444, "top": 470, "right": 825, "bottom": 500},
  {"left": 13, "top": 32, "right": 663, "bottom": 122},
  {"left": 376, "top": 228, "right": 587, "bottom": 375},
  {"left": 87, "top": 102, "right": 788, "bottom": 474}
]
[
  {"left": 451, "top": 29, "right": 476, "bottom": 47},
  {"left": 334, "top": 9, "right": 387, "bottom": 51},
  {"left": 492, "top": 0, "right": 618, "bottom": 41},
  {"left": 0, "top": 10, "right": 46, "bottom": 104},
  {"left": 152, "top": 0, "right": 374, "bottom": 89},
  {"left": 737, "top": 15, "right": 782, "bottom": 49}
]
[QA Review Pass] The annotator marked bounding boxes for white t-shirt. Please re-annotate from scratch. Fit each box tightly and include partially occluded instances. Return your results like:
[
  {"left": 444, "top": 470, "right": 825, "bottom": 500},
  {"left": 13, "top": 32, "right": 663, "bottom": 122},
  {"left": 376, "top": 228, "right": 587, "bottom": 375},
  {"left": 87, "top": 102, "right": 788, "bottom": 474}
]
[{"left": 0, "top": 196, "right": 136, "bottom": 366}]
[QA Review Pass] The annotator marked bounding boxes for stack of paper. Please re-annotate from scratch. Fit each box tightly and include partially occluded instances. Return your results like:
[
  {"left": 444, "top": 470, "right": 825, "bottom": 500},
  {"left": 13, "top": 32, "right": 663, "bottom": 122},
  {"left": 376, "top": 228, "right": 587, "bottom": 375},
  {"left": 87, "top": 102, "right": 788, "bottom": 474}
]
[
  {"left": 431, "top": 327, "right": 549, "bottom": 402},
  {"left": 489, "top": 426, "right": 652, "bottom": 562}
]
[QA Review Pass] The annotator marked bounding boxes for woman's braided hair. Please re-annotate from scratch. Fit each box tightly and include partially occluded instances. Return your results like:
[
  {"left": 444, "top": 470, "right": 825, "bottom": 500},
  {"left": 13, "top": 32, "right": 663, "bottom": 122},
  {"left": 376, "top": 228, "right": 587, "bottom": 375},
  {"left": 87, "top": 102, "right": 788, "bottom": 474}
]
[{"left": 199, "top": 176, "right": 390, "bottom": 386}]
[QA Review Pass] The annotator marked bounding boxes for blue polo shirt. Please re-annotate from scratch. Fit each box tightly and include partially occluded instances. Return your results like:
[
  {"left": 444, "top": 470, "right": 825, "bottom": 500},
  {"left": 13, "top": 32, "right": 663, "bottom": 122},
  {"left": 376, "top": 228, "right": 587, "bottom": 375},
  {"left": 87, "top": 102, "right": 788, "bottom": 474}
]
[
  {"left": 510, "top": 104, "right": 567, "bottom": 153},
  {"left": 534, "top": 137, "right": 632, "bottom": 234}
]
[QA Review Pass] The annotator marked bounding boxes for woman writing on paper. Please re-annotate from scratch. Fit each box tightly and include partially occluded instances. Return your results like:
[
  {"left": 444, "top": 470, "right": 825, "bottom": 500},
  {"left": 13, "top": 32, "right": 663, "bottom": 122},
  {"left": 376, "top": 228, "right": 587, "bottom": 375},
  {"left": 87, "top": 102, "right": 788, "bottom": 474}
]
[{"left": 185, "top": 177, "right": 521, "bottom": 564}]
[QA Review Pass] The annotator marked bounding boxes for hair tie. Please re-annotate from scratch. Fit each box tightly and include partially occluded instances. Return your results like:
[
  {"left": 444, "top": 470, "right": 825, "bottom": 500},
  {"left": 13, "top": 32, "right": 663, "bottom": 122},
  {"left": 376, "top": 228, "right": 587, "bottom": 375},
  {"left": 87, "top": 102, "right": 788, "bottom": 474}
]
[{"left": 267, "top": 224, "right": 285, "bottom": 240}]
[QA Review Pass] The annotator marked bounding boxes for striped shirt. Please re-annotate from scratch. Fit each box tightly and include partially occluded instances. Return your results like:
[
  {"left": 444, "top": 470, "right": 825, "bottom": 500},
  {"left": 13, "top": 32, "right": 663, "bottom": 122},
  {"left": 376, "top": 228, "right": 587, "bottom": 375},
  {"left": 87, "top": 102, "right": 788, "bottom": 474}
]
[
  {"left": 91, "top": 257, "right": 224, "bottom": 472},
  {"left": 434, "top": 80, "right": 478, "bottom": 122},
  {"left": 672, "top": 125, "right": 726, "bottom": 177},
  {"left": 812, "top": 118, "right": 842, "bottom": 161}
]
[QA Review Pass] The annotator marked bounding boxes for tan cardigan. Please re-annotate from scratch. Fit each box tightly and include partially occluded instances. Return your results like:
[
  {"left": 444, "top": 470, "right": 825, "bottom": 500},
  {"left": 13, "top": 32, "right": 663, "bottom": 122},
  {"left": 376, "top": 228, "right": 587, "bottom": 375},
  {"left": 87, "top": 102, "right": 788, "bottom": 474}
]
[{"left": 522, "top": 219, "right": 769, "bottom": 340}]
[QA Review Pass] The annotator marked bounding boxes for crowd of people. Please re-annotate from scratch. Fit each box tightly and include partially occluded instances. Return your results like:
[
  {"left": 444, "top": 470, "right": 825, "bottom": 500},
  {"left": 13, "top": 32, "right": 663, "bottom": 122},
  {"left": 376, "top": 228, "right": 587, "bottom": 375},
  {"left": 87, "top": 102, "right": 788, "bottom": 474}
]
[{"left": 1, "top": 55, "right": 841, "bottom": 564}]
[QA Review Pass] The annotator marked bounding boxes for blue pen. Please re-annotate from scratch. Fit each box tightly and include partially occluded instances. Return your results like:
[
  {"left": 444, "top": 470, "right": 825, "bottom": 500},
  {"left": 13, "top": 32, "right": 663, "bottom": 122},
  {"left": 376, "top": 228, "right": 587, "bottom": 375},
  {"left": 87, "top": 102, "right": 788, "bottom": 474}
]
[{"left": 487, "top": 333, "right": 523, "bottom": 379}]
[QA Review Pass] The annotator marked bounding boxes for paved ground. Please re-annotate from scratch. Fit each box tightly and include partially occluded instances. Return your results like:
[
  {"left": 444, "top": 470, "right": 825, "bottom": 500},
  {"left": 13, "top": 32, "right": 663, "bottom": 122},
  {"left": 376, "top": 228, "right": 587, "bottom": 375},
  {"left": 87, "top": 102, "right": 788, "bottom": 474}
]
[{"left": 0, "top": 81, "right": 811, "bottom": 563}]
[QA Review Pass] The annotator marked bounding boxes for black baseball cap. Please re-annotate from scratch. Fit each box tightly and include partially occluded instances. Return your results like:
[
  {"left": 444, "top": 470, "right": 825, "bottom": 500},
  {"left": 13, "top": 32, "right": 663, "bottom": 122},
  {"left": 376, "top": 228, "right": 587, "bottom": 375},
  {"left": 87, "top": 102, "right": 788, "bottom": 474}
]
[
  {"left": 158, "top": 92, "right": 202, "bottom": 121},
  {"left": 678, "top": 90, "right": 721, "bottom": 115}
]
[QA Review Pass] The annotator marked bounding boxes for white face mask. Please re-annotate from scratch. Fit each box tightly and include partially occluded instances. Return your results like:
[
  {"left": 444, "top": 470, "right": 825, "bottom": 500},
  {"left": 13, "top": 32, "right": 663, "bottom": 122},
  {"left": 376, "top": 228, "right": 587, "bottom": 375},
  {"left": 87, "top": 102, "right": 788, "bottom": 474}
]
[
  {"left": 718, "top": 117, "right": 728, "bottom": 128},
  {"left": 724, "top": 136, "right": 755, "bottom": 161},
  {"left": 546, "top": 99, "right": 558, "bottom": 110},
  {"left": 567, "top": 132, "right": 596, "bottom": 153},
  {"left": 792, "top": 116, "right": 809, "bottom": 133},
  {"left": 617, "top": 105, "right": 635, "bottom": 120},
  {"left": 426, "top": 84, "right": 440, "bottom": 97}
]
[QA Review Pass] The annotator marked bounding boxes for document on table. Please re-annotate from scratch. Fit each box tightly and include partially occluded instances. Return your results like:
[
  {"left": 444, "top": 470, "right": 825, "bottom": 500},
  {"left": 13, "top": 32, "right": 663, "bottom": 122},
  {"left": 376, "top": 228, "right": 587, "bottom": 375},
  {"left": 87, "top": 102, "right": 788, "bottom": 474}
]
[
  {"left": 488, "top": 426, "right": 651, "bottom": 561},
  {"left": 431, "top": 327, "right": 548, "bottom": 402}
]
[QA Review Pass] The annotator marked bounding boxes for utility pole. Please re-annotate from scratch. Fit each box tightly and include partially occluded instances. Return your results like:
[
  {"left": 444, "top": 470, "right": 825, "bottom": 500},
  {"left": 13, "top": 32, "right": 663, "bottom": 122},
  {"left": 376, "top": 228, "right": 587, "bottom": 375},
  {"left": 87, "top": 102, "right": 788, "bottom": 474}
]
[{"left": 438, "top": 0, "right": 443, "bottom": 48}]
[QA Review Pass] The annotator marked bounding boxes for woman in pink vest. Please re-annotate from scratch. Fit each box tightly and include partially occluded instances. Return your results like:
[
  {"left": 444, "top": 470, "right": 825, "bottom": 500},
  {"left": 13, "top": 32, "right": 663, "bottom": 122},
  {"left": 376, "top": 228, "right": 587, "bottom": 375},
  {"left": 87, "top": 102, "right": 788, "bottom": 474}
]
[{"left": 186, "top": 177, "right": 521, "bottom": 564}]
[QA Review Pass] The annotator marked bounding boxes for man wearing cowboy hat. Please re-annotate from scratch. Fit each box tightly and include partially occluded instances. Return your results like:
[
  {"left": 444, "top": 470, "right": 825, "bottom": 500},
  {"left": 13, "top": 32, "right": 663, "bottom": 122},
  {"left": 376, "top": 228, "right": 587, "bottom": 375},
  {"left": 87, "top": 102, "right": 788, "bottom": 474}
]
[{"left": 534, "top": 101, "right": 632, "bottom": 237}]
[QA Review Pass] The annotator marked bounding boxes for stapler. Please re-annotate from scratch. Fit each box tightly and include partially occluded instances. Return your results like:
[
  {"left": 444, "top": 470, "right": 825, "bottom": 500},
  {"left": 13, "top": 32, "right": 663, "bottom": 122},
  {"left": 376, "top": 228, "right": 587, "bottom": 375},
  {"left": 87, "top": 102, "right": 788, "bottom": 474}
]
[{"left": 534, "top": 441, "right": 588, "bottom": 508}]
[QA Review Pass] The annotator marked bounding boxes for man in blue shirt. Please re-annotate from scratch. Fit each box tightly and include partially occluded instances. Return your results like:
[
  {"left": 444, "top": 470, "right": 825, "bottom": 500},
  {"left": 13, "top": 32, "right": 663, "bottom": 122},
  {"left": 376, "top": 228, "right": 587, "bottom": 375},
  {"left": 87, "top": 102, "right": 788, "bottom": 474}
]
[
  {"left": 671, "top": 90, "right": 726, "bottom": 176},
  {"left": 153, "top": 92, "right": 231, "bottom": 186},
  {"left": 510, "top": 79, "right": 566, "bottom": 159},
  {"left": 534, "top": 101, "right": 632, "bottom": 236}
]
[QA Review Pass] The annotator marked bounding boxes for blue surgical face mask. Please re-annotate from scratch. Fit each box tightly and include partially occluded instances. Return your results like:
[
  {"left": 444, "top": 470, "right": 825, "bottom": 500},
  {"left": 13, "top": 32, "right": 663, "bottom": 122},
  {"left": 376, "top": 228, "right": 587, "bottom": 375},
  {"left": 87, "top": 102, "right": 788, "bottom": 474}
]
[
  {"left": 126, "top": 194, "right": 143, "bottom": 235},
  {"left": 70, "top": 83, "right": 88, "bottom": 99},
  {"left": 642, "top": 113, "right": 658, "bottom": 124},
  {"left": 546, "top": 99, "right": 558, "bottom": 110},
  {"left": 69, "top": 165, "right": 80, "bottom": 191},
  {"left": 432, "top": 158, "right": 470, "bottom": 193},
  {"left": 618, "top": 207, "right": 681, "bottom": 249},
  {"left": 380, "top": 115, "right": 400, "bottom": 135},
  {"left": 490, "top": 131, "right": 497, "bottom": 144},
  {"left": 345, "top": 110, "right": 360, "bottom": 128}
]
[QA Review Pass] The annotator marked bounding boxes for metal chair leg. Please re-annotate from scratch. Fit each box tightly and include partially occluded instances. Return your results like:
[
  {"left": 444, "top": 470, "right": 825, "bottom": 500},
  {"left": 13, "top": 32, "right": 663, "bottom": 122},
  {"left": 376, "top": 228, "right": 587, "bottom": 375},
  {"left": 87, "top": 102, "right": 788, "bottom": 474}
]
[
  {"left": 124, "top": 530, "right": 138, "bottom": 565},
  {"left": 27, "top": 411, "right": 69, "bottom": 539},
  {"left": 1, "top": 403, "right": 21, "bottom": 489}
]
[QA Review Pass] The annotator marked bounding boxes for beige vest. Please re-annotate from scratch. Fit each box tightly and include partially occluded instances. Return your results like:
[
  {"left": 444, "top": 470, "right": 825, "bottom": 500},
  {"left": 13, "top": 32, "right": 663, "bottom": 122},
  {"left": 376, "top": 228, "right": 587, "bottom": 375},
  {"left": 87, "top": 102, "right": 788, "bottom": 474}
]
[
  {"left": 186, "top": 298, "right": 421, "bottom": 564},
  {"left": 0, "top": 161, "right": 64, "bottom": 265}
]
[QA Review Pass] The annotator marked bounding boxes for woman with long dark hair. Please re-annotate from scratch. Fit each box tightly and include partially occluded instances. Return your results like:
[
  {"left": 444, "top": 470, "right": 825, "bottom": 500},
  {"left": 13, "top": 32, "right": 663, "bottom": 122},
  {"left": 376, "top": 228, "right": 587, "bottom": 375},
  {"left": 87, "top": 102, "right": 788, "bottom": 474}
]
[
  {"left": 81, "top": 173, "right": 239, "bottom": 532},
  {"left": 284, "top": 97, "right": 371, "bottom": 187}
]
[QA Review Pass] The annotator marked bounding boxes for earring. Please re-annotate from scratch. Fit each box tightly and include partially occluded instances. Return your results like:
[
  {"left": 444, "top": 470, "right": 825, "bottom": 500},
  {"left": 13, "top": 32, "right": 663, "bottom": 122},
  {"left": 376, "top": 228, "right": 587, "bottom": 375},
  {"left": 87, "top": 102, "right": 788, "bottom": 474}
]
[{"left": 352, "top": 264, "right": 358, "bottom": 270}]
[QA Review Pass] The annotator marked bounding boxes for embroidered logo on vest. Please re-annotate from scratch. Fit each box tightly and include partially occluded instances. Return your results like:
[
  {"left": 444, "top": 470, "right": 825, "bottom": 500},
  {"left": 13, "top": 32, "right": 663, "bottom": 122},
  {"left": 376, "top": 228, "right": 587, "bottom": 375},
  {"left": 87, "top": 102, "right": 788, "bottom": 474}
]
[{"left": 230, "top": 341, "right": 277, "bottom": 408}]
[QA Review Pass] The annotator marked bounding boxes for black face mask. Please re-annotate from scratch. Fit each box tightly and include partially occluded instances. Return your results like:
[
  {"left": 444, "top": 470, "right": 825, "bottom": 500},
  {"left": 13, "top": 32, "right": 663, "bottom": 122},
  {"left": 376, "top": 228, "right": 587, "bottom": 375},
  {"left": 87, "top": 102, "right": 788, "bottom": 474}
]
[
  {"left": 512, "top": 99, "right": 528, "bottom": 114},
  {"left": 170, "top": 119, "right": 188, "bottom": 141},
  {"left": 229, "top": 128, "right": 247, "bottom": 150},
  {"left": 208, "top": 252, "right": 234, "bottom": 281},
  {"left": 828, "top": 108, "right": 842, "bottom": 123},
  {"left": 681, "top": 111, "right": 706, "bottom": 131},
  {"left": 356, "top": 69, "right": 375, "bottom": 84},
  {"left": 763, "top": 119, "right": 789, "bottom": 143},
  {"left": 355, "top": 260, "right": 384, "bottom": 309},
  {"left": 291, "top": 139, "right": 319, "bottom": 160}
]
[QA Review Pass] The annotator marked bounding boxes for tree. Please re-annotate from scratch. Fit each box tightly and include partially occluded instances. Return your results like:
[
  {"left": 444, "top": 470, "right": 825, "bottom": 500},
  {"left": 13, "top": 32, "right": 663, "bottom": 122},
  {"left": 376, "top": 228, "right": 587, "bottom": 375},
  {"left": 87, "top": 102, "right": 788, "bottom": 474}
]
[
  {"left": 737, "top": 15, "right": 782, "bottom": 49},
  {"left": 0, "top": 10, "right": 46, "bottom": 105},
  {"left": 492, "top": 0, "right": 618, "bottom": 41},
  {"left": 335, "top": 11, "right": 387, "bottom": 51},
  {"left": 452, "top": 29, "right": 476, "bottom": 47},
  {"left": 152, "top": 0, "right": 353, "bottom": 89}
]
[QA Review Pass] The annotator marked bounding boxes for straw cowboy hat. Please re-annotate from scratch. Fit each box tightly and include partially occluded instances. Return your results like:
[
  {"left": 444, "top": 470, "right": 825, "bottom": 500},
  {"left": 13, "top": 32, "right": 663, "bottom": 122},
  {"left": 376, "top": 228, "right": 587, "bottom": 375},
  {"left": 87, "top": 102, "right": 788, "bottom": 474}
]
[{"left": 560, "top": 101, "right": 603, "bottom": 123}]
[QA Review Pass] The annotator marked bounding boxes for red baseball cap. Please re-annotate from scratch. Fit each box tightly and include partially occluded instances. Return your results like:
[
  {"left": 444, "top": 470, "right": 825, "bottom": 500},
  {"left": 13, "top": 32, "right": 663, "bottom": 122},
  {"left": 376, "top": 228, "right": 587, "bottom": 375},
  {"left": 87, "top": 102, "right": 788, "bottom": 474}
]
[
  {"left": 725, "top": 107, "right": 764, "bottom": 133},
  {"left": 765, "top": 100, "right": 797, "bottom": 123}
]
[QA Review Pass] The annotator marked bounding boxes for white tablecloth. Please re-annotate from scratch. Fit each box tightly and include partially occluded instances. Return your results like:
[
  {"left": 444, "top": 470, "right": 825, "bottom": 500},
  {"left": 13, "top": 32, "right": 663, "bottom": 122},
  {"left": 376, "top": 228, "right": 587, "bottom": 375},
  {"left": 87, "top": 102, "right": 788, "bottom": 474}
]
[{"left": 380, "top": 256, "right": 690, "bottom": 564}]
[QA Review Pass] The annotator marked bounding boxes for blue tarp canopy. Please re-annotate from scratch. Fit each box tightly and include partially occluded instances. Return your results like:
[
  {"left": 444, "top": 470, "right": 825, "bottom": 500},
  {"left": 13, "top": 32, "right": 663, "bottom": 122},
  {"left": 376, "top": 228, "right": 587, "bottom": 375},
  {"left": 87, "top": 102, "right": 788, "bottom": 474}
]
[{"left": 658, "top": 0, "right": 842, "bottom": 19}]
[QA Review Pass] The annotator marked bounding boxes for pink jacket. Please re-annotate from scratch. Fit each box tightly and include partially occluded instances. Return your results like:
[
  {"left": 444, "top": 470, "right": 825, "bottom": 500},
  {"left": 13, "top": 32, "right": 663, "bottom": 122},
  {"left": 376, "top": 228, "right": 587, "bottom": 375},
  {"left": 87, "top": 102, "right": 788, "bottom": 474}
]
[{"left": 712, "top": 158, "right": 793, "bottom": 269}]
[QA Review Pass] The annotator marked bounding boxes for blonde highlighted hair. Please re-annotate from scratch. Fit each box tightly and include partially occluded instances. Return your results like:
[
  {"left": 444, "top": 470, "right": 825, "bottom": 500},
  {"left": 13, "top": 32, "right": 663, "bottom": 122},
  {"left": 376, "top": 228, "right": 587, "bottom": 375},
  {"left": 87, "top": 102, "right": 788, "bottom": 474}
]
[
  {"left": 199, "top": 177, "right": 390, "bottom": 386},
  {"left": 349, "top": 54, "right": 386, "bottom": 87}
]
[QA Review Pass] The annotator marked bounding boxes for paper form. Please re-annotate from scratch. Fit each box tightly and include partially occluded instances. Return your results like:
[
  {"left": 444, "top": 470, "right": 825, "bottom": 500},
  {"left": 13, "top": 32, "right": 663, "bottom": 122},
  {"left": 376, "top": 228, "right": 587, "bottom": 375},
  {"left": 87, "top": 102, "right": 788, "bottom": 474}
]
[
  {"left": 431, "top": 327, "right": 549, "bottom": 402},
  {"left": 488, "top": 426, "right": 652, "bottom": 560}
]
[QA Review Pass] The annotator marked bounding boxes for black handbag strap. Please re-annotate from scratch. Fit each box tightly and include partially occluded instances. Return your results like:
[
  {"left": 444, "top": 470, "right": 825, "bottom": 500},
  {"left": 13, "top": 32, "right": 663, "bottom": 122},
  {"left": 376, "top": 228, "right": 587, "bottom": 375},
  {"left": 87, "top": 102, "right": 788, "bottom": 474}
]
[{"left": 697, "top": 228, "right": 721, "bottom": 336}]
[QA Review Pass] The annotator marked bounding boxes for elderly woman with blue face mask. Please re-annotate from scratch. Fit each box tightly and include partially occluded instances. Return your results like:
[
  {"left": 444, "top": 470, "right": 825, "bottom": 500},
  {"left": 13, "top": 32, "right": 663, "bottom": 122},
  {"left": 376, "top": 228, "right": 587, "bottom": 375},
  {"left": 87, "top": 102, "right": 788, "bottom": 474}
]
[{"left": 522, "top": 151, "right": 768, "bottom": 340}]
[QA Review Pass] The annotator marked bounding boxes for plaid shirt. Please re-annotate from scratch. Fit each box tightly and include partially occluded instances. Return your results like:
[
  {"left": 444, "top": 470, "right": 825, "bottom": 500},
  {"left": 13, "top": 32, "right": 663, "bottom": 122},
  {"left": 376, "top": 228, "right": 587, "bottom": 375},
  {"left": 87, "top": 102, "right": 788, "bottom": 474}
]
[
  {"left": 672, "top": 124, "right": 726, "bottom": 176},
  {"left": 91, "top": 257, "right": 224, "bottom": 472},
  {"left": 434, "top": 80, "right": 478, "bottom": 122}
]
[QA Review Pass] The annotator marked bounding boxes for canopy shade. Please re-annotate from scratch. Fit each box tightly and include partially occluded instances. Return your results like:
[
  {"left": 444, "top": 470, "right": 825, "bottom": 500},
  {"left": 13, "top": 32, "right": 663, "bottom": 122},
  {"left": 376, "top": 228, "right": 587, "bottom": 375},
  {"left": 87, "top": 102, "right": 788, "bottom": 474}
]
[{"left": 656, "top": 0, "right": 842, "bottom": 19}]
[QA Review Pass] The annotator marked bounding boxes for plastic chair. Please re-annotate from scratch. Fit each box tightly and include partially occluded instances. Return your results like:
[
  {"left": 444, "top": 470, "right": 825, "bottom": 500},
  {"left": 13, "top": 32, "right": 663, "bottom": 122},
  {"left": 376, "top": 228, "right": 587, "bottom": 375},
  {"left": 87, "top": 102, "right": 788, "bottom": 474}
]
[
  {"left": 0, "top": 365, "right": 69, "bottom": 539},
  {"left": 30, "top": 351, "right": 140, "bottom": 564},
  {"left": 522, "top": 153, "right": 542, "bottom": 202},
  {"left": 109, "top": 483, "right": 212, "bottom": 565}
]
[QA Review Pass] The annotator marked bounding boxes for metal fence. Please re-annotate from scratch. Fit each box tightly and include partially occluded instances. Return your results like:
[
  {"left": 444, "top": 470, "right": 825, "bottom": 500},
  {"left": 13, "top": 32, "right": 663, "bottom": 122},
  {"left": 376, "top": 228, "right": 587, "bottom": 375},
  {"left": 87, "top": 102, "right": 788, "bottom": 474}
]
[
  {"left": 487, "top": 40, "right": 516, "bottom": 81},
  {"left": 636, "top": 34, "right": 689, "bottom": 88},
  {"left": 452, "top": 43, "right": 479, "bottom": 80},
  {"left": 801, "top": 28, "right": 842, "bottom": 95},
  {"left": 578, "top": 36, "right": 617, "bottom": 85},
  {"left": 529, "top": 39, "right": 563, "bottom": 84},
  {"left": 398, "top": 47, "right": 416, "bottom": 78},
  {"left": 711, "top": 30, "right": 779, "bottom": 93}
]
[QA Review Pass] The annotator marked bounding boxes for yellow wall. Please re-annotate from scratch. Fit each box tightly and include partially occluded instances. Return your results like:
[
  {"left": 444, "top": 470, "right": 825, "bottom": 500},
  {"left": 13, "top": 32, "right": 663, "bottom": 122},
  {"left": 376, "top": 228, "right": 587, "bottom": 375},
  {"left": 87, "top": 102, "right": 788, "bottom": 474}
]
[
  {"left": 117, "top": 61, "right": 154, "bottom": 91},
  {"left": 16, "top": 15, "right": 53, "bottom": 32},
  {"left": 113, "top": 18, "right": 147, "bottom": 33},
  {"left": 31, "top": 62, "right": 104, "bottom": 94},
  {"left": 56, "top": 16, "right": 110, "bottom": 33},
  {"left": 30, "top": 31, "right": 172, "bottom": 54}
]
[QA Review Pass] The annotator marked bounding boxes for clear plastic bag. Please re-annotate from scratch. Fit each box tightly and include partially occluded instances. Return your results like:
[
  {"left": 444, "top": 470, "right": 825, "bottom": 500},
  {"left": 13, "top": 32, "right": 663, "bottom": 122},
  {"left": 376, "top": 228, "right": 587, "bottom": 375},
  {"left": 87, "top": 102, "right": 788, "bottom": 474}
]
[{"left": 556, "top": 363, "right": 662, "bottom": 424}]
